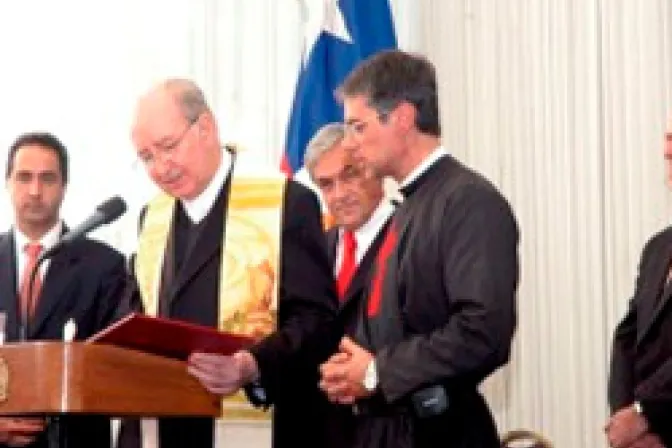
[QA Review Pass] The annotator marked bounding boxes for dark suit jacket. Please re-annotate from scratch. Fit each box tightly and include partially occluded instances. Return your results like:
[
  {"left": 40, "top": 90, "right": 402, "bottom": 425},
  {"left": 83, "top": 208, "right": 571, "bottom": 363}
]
[
  {"left": 326, "top": 222, "right": 390, "bottom": 335},
  {"left": 323, "top": 221, "right": 391, "bottom": 448},
  {"left": 609, "top": 227, "right": 672, "bottom": 445},
  {"left": 117, "top": 179, "right": 339, "bottom": 448},
  {"left": 0, "top": 229, "right": 128, "bottom": 448},
  {"left": 354, "top": 156, "right": 519, "bottom": 448}
]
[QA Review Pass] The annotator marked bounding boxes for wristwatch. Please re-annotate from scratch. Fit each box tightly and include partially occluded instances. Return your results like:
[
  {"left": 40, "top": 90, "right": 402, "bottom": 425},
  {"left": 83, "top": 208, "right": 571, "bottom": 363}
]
[
  {"left": 362, "top": 359, "right": 378, "bottom": 392},
  {"left": 633, "top": 401, "right": 644, "bottom": 415}
]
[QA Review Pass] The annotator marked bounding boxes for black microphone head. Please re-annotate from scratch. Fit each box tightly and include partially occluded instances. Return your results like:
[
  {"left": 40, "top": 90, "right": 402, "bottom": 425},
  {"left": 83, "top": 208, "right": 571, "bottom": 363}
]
[{"left": 96, "top": 196, "right": 127, "bottom": 224}]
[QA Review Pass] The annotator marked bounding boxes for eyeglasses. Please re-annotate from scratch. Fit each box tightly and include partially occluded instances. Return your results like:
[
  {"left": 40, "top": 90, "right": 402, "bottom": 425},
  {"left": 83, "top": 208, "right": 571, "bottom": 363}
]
[
  {"left": 344, "top": 111, "right": 389, "bottom": 138},
  {"left": 138, "top": 119, "right": 198, "bottom": 166}
]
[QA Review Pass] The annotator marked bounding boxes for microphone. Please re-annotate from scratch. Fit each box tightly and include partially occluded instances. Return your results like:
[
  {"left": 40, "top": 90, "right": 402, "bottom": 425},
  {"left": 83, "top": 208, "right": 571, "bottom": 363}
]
[
  {"left": 41, "top": 196, "right": 127, "bottom": 260},
  {"left": 20, "top": 196, "right": 127, "bottom": 341}
]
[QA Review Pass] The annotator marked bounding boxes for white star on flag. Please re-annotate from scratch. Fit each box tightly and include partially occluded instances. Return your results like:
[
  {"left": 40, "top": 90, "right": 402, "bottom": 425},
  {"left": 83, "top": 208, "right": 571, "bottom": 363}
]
[{"left": 300, "top": 0, "right": 353, "bottom": 64}]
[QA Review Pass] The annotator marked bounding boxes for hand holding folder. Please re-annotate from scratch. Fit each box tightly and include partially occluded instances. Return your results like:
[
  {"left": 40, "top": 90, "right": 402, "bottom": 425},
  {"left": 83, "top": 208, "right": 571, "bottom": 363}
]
[{"left": 88, "top": 313, "right": 254, "bottom": 361}]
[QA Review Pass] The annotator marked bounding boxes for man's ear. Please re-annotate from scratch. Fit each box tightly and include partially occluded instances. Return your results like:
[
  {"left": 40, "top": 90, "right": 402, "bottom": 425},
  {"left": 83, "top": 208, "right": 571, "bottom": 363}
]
[
  {"left": 394, "top": 102, "right": 417, "bottom": 133},
  {"left": 196, "top": 112, "right": 215, "bottom": 137}
]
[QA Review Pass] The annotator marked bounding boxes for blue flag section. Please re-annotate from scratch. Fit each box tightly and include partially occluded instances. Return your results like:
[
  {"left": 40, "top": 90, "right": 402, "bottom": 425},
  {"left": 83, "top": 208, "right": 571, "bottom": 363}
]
[{"left": 282, "top": 0, "right": 397, "bottom": 174}]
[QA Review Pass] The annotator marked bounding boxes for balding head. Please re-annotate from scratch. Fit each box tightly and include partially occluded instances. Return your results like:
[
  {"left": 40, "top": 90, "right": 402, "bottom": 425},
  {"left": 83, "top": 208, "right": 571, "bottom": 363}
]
[
  {"left": 160, "top": 78, "right": 210, "bottom": 123},
  {"left": 135, "top": 78, "right": 211, "bottom": 127},
  {"left": 132, "top": 79, "right": 221, "bottom": 200}
]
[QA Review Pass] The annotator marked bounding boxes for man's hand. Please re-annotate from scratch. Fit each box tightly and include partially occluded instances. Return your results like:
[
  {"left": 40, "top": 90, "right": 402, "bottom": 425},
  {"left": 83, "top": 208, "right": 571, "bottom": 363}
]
[
  {"left": 630, "top": 432, "right": 665, "bottom": 448},
  {"left": 605, "top": 404, "right": 648, "bottom": 448},
  {"left": 187, "top": 350, "right": 259, "bottom": 397},
  {"left": 0, "top": 417, "right": 46, "bottom": 447},
  {"left": 319, "top": 336, "right": 374, "bottom": 405}
]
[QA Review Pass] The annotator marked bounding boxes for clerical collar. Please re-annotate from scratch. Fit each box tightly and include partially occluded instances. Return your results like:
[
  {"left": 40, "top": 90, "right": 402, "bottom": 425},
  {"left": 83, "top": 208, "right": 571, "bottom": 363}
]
[
  {"left": 13, "top": 220, "right": 63, "bottom": 252},
  {"left": 181, "top": 149, "right": 232, "bottom": 224},
  {"left": 398, "top": 145, "right": 448, "bottom": 197}
]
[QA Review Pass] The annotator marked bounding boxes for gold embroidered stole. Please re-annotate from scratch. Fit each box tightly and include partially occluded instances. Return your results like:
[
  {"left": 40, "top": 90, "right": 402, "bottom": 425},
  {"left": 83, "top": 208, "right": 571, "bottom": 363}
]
[{"left": 135, "top": 168, "right": 286, "bottom": 421}]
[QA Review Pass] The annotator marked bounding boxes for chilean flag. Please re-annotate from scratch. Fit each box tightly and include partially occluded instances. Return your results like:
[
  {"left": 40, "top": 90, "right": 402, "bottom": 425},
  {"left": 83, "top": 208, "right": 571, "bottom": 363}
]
[{"left": 282, "top": 0, "right": 397, "bottom": 175}]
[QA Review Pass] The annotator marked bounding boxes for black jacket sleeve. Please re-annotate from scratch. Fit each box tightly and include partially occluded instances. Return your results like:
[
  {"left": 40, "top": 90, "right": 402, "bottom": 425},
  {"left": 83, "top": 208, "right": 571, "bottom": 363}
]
[
  {"left": 376, "top": 183, "right": 519, "bottom": 403},
  {"left": 247, "top": 180, "right": 340, "bottom": 401}
]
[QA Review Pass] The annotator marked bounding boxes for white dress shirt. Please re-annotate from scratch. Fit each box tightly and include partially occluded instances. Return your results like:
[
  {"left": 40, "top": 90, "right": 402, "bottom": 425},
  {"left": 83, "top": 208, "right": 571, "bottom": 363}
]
[
  {"left": 13, "top": 220, "right": 63, "bottom": 291},
  {"left": 334, "top": 200, "right": 395, "bottom": 275},
  {"left": 181, "top": 149, "right": 232, "bottom": 224}
]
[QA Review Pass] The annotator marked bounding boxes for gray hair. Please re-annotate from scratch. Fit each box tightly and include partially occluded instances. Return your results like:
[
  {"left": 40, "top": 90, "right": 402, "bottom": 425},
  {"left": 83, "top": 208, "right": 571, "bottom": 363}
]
[
  {"left": 162, "top": 78, "right": 211, "bottom": 123},
  {"left": 304, "top": 123, "right": 346, "bottom": 179}
]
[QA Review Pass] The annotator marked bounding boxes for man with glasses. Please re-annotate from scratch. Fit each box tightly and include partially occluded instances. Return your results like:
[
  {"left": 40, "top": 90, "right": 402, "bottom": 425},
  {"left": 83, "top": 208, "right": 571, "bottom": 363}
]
[
  {"left": 117, "top": 79, "right": 338, "bottom": 448},
  {"left": 304, "top": 122, "right": 394, "bottom": 448},
  {"left": 319, "top": 50, "right": 519, "bottom": 448}
]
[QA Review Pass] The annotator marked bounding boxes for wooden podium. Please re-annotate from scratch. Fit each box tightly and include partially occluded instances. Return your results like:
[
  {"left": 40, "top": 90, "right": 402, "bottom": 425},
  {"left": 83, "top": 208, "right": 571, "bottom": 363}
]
[{"left": 0, "top": 341, "right": 220, "bottom": 417}]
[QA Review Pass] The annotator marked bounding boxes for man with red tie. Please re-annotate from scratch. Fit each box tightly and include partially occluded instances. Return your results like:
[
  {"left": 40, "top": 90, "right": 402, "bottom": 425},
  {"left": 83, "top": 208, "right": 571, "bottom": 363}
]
[
  {"left": 305, "top": 122, "right": 394, "bottom": 448},
  {"left": 0, "top": 132, "right": 127, "bottom": 448}
]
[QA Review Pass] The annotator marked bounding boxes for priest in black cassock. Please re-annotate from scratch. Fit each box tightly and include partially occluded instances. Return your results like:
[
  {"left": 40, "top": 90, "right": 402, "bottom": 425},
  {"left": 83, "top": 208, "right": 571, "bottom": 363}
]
[
  {"left": 116, "top": 79, "right": 339, "bottom": 448},
  {"left": 319, "top": 50, "right": 520, "bottom": 448}
]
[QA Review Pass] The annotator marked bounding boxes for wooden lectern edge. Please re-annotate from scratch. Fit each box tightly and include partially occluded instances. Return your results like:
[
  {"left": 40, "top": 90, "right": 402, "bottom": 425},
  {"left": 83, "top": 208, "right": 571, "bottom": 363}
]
[{"left": 0, "top": 341, "right": 221, "bottom": 417}]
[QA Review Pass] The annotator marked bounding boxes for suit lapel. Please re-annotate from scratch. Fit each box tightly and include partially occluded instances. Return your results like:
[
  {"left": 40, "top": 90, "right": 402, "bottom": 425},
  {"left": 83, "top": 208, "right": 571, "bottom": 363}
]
[
  {"left": 340, "top": 261, "right": 368, "bottom": 310},
  {"left": 29, "top": 246, "right": 80, "bottom": 338},
  {"left": 325, "top": 229, "right": 338, "bottom": 272},
  {"left": 0, "top": 233, "right": 20, "bottom": 341},
  {"left": 339, "top": 220, "right": 391, "bottom": 311},
  {"left": 637, "top": 232, "right": 672, "bottom": 346}
]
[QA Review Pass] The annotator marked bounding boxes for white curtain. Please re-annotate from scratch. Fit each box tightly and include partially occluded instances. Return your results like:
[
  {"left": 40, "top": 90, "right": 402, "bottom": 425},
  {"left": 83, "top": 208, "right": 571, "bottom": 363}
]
[
  {"left": 0, "top": 0, "right": 307, "bottom": 254},
  {"left": 0, "top": 1, "right": 671, "bottom": 447},
  {"left": 418, "top": 1, "right": 672, "bottom": 447}
]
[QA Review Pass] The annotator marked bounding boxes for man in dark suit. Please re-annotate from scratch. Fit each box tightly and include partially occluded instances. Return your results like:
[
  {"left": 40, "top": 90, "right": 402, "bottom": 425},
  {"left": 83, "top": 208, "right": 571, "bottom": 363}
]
[
  {"left": 0, "top": 132, "right": 127, "bottom": 448},
  {"left": 117, "top": 79, "right": 338, "bottom": 448},
  {"left": 606, "top": 128, "right": 672, "bottom": 448},
  {"left": 304, "top": 122, "right": 394, "bottom": 448},
  {"left": 319, "top": 50, "right": 520, "bottom": 448}
]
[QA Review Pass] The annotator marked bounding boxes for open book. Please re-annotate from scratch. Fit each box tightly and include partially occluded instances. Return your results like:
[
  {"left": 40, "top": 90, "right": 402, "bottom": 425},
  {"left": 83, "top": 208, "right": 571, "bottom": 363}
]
[{"left": 88, "top": 313, "right": 254, "bottom": 360}]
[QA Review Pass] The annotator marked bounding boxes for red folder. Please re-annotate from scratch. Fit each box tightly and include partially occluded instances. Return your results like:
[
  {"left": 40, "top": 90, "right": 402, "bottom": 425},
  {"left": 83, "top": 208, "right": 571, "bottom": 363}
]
[{"left": 88, "top": 313, "right": 254, "bottom": 360}]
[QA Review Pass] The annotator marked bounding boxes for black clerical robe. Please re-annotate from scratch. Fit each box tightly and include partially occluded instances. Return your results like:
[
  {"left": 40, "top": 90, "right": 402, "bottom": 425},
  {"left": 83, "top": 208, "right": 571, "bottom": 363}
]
[
  {"left": 352, "top": 155, "right": 519, "bottom": 448},
  {"left": 117, "top": 172, "right": 339, "bottom": 448}
]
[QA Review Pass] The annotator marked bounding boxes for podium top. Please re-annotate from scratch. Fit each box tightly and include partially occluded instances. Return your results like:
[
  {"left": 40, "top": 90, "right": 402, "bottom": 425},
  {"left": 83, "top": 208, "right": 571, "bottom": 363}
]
[{"left": 0, "top": 342, "right": 219, "bottom": 417}]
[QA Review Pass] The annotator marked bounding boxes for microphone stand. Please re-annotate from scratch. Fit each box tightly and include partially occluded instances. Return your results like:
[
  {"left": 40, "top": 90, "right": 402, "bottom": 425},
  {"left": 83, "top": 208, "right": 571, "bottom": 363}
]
[{"left": 22, "top": 254, "right": 66, "bottom": 448}]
